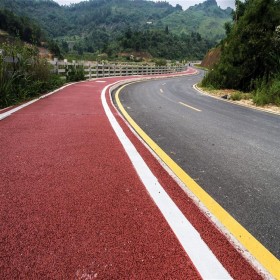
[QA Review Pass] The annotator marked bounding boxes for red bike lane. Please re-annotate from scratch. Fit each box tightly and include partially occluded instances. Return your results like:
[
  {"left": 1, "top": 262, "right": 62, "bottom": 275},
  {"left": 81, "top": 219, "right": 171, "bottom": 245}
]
[{"left": 0, "top": 71, "right": 263, "bottom": 279}]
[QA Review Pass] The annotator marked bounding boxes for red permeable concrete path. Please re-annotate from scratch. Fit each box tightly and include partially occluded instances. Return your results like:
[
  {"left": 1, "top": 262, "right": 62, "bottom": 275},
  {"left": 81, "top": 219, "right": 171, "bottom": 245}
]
[{"left": 1, "top": 70, "right": 262, "bottom": 279}]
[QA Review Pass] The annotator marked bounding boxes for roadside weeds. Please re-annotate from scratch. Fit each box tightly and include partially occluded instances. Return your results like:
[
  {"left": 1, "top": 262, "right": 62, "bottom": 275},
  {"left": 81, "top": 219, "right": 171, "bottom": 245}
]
[{"left": 195, "top": 85, "right": 280, "bottom": 116}]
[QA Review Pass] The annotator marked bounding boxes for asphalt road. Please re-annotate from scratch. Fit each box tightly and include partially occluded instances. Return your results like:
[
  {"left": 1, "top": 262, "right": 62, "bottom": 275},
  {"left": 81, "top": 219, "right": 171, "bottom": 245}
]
[{"left": 116, "top": 71, "right": 280, "bottom": 260}]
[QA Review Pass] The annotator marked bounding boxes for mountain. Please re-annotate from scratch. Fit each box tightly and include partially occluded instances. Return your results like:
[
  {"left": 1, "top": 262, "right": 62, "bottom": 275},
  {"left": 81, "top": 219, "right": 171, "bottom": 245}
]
[
  {"left": 0, "top": 0, "right": 232, "bottom": 39},
  {"left": 0, "top": 0, "right": 233, "bottom": 60},
  {"left": 159, "top": 0, "right": 232, "bottom": 41}
]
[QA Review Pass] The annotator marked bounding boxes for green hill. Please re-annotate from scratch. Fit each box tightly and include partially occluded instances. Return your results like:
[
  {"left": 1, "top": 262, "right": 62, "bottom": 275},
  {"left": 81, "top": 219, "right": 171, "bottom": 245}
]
[
  {"left": 0, "top": 0, "right": 233, "bottom": 60},
  {"left": 158, "top": 0, "right": 232, "bottom": 41}
]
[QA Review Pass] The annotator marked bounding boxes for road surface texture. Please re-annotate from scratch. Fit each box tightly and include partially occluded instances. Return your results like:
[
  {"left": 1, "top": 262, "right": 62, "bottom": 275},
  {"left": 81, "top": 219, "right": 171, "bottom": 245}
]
[
  {"left": 116, "top": 72, "right": 280, "bottom": 262},
  {"left": 0, "top": 71, "right": 269, "bottom": 279}
]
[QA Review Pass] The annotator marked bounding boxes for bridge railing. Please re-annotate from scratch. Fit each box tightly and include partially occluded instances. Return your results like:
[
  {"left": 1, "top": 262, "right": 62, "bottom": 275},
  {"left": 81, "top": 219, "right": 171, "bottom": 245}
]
[
  {"left": 0, "top": 53, "right": 187, "bottom": 79},
  {"left": 49, "top": 59, "right": 187, "bottom": 79}
]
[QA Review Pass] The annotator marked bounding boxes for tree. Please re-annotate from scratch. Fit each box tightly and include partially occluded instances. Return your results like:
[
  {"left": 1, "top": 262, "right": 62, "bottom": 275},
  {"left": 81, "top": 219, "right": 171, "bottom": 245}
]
[
  {"left": 202, "top": 0, "right": 280, "bottom": 91},
  {"left": 175, "top": 4, "right": 183, "bottom": 11}
]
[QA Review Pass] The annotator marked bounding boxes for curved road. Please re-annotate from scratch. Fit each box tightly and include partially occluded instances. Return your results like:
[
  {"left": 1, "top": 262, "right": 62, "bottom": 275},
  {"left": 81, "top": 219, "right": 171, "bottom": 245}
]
[{"left": 116, "top": 70, "right": 280, "bottom": 260}]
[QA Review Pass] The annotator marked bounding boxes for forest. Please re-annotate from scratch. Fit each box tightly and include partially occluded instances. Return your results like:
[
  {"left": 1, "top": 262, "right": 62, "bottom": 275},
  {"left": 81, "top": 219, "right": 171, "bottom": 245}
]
[
  {"left": 0, "top": 9, "right": 43, "bottom": 45},
  {"left": 201, "top": 0, "right": 280, "bottom": 105},
  {"left": 0, "top": 0, "right": 232, "bottom": 61}
]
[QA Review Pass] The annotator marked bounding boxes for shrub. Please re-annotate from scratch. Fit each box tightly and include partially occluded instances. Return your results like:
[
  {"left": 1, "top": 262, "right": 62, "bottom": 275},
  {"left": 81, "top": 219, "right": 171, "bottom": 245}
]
[
  {"left": 0, "top": 40, "right": 65, "bottom": 108},
  {"left": 230, "top": 92, "right": 242, "bottom": 101},
  {"left": 66, "top": 64, "right": 85, "bottom": 82},
  {"left": 253, "top": 75, "right": 280, "bottom": 106}
]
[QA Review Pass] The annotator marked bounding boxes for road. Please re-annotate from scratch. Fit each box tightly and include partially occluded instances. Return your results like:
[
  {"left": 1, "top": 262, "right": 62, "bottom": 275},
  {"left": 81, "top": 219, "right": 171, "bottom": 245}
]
[
  {"left": 116, "top": 71, "right": 280, "bottom": 260},
  {"left": 0, "top": 71, "right": 275, "bottom": 279}
]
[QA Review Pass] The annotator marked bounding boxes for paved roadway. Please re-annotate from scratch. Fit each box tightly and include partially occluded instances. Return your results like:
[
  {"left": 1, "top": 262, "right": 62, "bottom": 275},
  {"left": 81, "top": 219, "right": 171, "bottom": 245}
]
[
  {"left": 116, "top": 71, "right": 280, "bottom": 260},
  {"left": 0, "top": 71, "right": 271, "bottom": 279}
]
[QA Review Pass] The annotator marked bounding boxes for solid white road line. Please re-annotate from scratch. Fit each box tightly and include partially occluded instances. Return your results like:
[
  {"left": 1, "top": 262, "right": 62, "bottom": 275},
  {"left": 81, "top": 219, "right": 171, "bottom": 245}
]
[
  {"left": 101, "top": 83, "right": 232, "bottom": 280},
  {"left": 0, "top": 83, "right": 77, "bottom": 121}
]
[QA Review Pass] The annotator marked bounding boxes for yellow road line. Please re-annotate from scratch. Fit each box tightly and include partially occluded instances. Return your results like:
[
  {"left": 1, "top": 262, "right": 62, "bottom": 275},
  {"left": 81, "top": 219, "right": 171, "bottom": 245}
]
[
  {"left": 179, "top": 101, "right": 201, "bottom": 112},
  {"left": 115, "top": 83, "right": 280, "bottom": 279}
]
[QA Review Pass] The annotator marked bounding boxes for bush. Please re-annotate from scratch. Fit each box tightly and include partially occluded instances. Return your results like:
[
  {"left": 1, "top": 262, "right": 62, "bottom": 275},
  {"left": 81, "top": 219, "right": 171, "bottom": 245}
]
[
  {"left": 230, "top": 92, "right": 242, "bottom": 101},
  {"left": 253, "top": 75, "right": 280, "bottom": 106},
  {"left": 66, "top": 64, "right": 85, "bottom": 82},
  {"left": 154, "top": 58, "right": 167, "bottom": 66},
  {"left": 0, "top": 41, "right": 65, "bottom": 108}
]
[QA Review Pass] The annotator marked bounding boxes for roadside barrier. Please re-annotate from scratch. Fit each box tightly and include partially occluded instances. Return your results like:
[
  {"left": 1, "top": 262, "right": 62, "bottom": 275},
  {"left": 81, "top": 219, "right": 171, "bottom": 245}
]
[{"left": 49, "top": 58, "right": 187, "bottom": 79}]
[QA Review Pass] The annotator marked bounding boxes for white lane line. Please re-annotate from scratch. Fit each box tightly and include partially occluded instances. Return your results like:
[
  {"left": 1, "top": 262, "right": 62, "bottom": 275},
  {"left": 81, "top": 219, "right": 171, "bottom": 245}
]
[
  {"left": 96, "top": 80, "right": 107, "bottom": 83},
  {"left": 0, "top": 99, "right": 38, "bottom": 120},
  {"left": 0, "top": 106, "right": 12, "bottom": 112},
  {"left": 160, "top": 88, "right": 163, "bottom": 93},
  {"left": 101, "top": 83, "right": 232, "bottom": 280},
  {"left": 0, "top": 83, "right": 77, "bottom": 121},
  {"left": 179, "top": 101, "right": 201, "bottom": 112}
]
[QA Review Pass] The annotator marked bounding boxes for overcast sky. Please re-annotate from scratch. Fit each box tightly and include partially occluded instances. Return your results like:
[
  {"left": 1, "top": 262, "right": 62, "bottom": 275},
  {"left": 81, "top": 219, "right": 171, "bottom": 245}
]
[{"left": 55, "top": 0, "right": 235, "bottom": 9}]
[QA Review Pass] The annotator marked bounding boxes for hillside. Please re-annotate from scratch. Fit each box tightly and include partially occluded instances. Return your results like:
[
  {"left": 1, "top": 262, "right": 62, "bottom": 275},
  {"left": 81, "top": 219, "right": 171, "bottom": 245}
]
[
  {"left": 159, "top": 0, "right": 232, "bottom": 41},
  {"left": 201, "top": 0, "right": 280, "bottom": 105},
  {"left": 0, "top": 0, "right": 233, "bottom": 60},
  {"left": 0, "top": 0, "right": 232, "bottom": 38},
  {"left": 200, "top": 46, "right": 221, "bottom": 68}
]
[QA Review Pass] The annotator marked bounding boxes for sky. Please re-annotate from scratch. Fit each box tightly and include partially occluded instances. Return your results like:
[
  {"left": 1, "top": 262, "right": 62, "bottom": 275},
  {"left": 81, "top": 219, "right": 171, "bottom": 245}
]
[{"left": 55, "top": 0, "right": 236, "bottom": 9}]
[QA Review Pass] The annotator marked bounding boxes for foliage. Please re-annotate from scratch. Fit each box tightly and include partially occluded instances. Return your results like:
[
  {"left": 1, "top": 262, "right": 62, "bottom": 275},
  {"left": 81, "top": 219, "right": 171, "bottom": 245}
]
[
  {"left": 154, "top": 58, "right": 167, "bottom": 66},
  {"left": 201, "top": 0, "right": 280, "bottom": 105},
  {"left": 0, "top": 0, "right": 232, "bottom": 60},
  {"left": 0, "top": 8, "right": 44, "bottom": 45},
  {"left": 0, "top": 41, "right": 64, "bottom": 108},
  {"left": 160, "top": 0, "right": 232, "bottom": 41},
  {"left": 66, "top": 64, "right": 85, "bottom": 82},
  {"left": 230, "top": 92, "right": 242, "bottom": 101},
  {"left": 109, "top": 28, "right": 214, "bottom": 60},
  {"left": 253, "top": 75, "right": 280, "bottom": 106}
]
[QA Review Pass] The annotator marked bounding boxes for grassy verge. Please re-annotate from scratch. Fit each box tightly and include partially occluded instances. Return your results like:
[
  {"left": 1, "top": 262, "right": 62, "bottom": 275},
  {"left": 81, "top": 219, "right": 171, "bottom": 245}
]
[
  {"left": 197, "top": 84, "right": 280, "bottom": 114},
  {"left": 193, "top": 64, "right": 209, "bottom": 71},
  {"left": 198, "top": 84, "right": 252, "bottom": 100}
]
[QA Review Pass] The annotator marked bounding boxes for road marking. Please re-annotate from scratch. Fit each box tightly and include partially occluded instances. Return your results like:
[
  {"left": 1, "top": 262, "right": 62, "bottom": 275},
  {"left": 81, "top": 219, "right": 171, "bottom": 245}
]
[
  {"left": 107, "top": 84, "right": 232, "bottom": 279},
  {"left": 0, "top": 82, "right": 78, "bottom": 121},
  {"left": 179, "top": 101, "right": 201, "bottom": 112},
  {"left": 160, "top": 88, "right": 163, "bottom": 93},
  {"left": 115, "top": 83, "right": 280, "bottom": 279},
  {"left": 0, "top": 106, "right": 12, "bottom": 112}
]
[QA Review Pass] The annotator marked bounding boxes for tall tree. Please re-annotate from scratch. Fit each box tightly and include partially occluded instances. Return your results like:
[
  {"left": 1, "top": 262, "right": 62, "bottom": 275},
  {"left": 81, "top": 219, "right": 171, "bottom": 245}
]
[{"left": 203, "top": 0, "right": 280, "bottom": 91}]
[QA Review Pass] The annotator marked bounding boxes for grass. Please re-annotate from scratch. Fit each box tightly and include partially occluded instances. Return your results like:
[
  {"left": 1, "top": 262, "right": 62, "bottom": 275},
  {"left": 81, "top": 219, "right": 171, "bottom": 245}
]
[
  {"left": 198, "top": 84, "right": 253, "bottom": 101},
  {"left": 0, "top": 41, "right": 66, "bottom": 108}
]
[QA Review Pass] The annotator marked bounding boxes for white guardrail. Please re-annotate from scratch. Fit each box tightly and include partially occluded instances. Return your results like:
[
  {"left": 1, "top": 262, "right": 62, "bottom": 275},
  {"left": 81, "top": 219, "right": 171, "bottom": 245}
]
[{"left": 49, "top": 58, "right": 187, "bottom": 78}]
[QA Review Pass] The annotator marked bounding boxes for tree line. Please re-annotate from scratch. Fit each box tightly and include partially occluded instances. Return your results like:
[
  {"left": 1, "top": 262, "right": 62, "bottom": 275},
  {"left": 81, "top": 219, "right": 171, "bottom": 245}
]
[{"left": 201, "top": 0, "right": 280, "bottom": 105}]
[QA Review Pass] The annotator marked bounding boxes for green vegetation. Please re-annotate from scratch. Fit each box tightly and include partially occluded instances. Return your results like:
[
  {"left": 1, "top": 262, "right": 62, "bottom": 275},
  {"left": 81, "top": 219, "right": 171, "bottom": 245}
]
[
  {"left": 0, "top": 9, "right": 44, "bottom": 44},
  {"left": 0, "top": 0, "right": 232, "bottom": 61},
  {"left": 0, "top": 41, "right": 64, "bottom": 108},
  {"left": 159, "top": 0, "right": 232, "bottom": 41},
  {"left": 201, "top": 0, "right": 280, "bottom": 105},
  {"left": 106, "top": 28, "right": 213, "bottom": 60},
  {"left": 253, "top": 75, "right": 280, "bottom": 106},
  {"left": 66, "top": 64, "right": 85, "bottom": 82}
]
